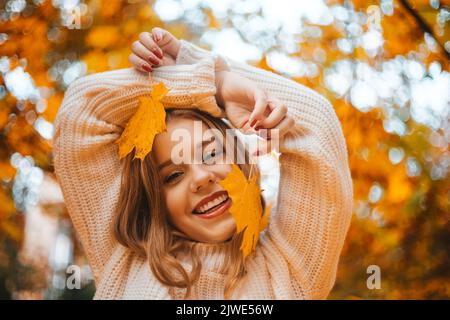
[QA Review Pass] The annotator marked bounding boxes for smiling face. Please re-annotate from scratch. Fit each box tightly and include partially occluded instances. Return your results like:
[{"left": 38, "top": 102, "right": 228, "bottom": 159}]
[{"left": 152, "top": 116, "right": 236, "bottom": 243}]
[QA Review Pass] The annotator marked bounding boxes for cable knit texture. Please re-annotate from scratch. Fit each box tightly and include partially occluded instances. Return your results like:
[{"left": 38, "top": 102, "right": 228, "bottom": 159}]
[{"left": 52, "top": 39, "right": 353, "bottom": 300}]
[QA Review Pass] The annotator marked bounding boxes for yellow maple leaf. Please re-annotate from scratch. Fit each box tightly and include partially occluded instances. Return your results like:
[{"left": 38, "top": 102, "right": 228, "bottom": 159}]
[
  {"left": 218, "top": 163, "right": 271, "bottom": 257},
  {"left": 115, "top": 82, "right": 169, "bottom": 160}
]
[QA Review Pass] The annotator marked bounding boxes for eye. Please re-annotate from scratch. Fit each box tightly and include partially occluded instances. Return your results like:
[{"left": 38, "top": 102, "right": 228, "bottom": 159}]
[
  {"left": 203, "top": 149, "right": 223, "bottom": 164},
  {"left": 164, "top": 171, "right": 183, "bottom": 183}
]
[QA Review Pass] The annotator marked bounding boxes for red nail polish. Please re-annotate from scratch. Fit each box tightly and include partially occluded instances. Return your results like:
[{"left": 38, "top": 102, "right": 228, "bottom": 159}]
[
  {"left": 149, "top": 56, "right": 159, "bottom": 65},
  {"left": 142, "top": 64, "right": 152, "bottom": 72},
  {"left": 250, "top": 119, "right": 257, "bottom": 127},
  {"left": 154, "top": 49, "right": 163, "bottom": 59}
]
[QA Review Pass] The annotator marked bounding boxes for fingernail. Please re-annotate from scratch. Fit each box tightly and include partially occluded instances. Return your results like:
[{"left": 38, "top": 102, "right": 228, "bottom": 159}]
[
  {"left": 148, "top": 56, "right": 160, "bottom": 65},
  {"left": 156, "top": 49, "right": 164, "bottom": 59},
  {"left": 142, "top": 64, "right": 152, "bottom": 72},
  {"left": 250, "top": 119, "right": 257, "bottom": 127},
  {"left": 155, "top": 31, "right": 163, "bottom": 42},
  {"left": 151, "top": 47, "right": 163, "bottom": 59}
]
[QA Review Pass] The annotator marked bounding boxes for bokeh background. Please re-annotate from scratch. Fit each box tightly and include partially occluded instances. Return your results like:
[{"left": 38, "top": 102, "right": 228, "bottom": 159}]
[{"left": 0, "top": 0, "right": 449, "bottom": 299}]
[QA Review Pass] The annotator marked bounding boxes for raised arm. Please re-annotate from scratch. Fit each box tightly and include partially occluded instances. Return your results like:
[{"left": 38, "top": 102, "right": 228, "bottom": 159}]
[
  {"left": 52, "top": 52, "right": 222, "bottom": 283},
  {"left": 176, "top": 40, "right": 353, "bottom": 299},
  {"left": 233, "top": 57, "right": 353, "bottom": 299}
]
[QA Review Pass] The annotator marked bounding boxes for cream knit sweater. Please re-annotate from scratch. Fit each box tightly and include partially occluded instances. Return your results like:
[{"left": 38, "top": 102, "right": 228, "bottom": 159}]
[{"left": 52, "top": 40, "right": 353, "bottom": 300}]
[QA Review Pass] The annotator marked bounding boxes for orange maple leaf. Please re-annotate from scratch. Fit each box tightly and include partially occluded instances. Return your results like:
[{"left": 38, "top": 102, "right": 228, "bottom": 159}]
[
  {"left": 115, "top": 82, "right": 169, "bottom": 160},
  {"left": 219, "top": 163, "right": 271, "bottom": 257}
]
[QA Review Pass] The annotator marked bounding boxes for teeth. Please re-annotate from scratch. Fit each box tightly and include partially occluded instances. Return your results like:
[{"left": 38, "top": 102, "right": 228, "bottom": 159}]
[{"left": 196, "top": 194, "right": 228, "bottom": 213}]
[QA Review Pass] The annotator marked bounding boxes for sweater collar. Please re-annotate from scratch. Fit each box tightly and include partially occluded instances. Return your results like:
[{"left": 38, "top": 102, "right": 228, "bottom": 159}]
[{"left": 176, "top": 238, "right": 235, "bottom": 274}]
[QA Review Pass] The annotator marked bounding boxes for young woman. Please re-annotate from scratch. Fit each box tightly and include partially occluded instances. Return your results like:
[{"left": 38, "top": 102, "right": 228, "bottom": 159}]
[{"left": 53, "top": 28, "right": 353, "bottom": 299}]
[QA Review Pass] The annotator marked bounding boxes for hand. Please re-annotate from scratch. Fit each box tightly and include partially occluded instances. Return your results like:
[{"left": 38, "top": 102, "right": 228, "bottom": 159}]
[
  {"left": 129, "top": 27, "right": 181, "bottom": 73},
  {"left": 217, "top": 71, "right": 294, "bottom": 156}
]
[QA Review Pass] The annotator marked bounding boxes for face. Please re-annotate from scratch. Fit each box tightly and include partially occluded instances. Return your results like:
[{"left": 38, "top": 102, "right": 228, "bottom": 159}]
[{"left": 152, "top": 116, "right": 236, "bottom": 243}]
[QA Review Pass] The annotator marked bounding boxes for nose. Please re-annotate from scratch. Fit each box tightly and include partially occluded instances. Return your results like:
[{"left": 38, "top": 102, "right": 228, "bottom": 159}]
[{"left": 189, "top": 164, "right": 216, "bottom": 193}]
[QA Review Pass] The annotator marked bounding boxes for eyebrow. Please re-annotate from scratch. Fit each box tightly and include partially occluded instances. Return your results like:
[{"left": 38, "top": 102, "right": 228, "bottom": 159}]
[{"left": 157, "top": 136, "right": 216, "bottom": 171}]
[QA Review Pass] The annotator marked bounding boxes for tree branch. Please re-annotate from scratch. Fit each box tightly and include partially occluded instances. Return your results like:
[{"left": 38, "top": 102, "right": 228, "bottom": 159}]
[{"left": 398, "top": 0, "right": 450, "bottom": 60}]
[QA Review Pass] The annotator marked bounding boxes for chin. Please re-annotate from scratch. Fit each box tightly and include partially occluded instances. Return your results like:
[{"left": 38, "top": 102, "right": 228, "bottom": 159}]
[
  {"left": 203, "top": 228, "right": 236, "bottom": 244},
  {"left": 211, "top": 222, "right": 236, "bottom": 243},
  {"left": 190, "top": 217, "right": 236, "bottom": 243},
  {"left": 202, "top": 233, "right": 232, "bottom": 244},
  {"left": 185, "top": 230, "right": 228, "bottom": 244}
]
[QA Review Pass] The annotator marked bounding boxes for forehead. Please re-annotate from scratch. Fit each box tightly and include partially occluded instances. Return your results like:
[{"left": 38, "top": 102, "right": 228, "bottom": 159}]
[{"left": 152, "top": 117, "right": 215, "bottom": 165}]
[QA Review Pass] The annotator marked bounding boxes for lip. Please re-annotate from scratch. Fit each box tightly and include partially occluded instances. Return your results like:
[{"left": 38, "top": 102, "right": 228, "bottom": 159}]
[
  {"left": 193, "top": 197, "right": 232, "bottom": 219},
  {"left": 193, "top": 190, "right": 229, "bottom": 213}
]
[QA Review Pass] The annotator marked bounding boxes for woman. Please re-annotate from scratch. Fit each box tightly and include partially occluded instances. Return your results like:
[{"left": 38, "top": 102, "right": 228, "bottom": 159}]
[{"left": 52, "top": 28, "right": 353, "bottom": 299}]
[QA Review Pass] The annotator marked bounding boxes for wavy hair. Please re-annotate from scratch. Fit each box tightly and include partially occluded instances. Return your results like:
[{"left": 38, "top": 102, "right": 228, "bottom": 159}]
[{"left": 113, "top": 108, "right": 265, "bottom": 299}]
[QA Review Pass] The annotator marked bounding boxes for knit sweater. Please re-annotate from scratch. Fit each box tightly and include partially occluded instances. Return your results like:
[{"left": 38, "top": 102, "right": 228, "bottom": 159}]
[{"left": 52, "top": 39, "right": 353, "bottom": 300}]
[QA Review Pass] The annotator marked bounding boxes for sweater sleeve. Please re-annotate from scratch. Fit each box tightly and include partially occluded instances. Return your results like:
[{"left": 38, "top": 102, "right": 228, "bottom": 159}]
[
  {"left": 232, "top": 63, "right": 353, "bottom": 299},
  {"left": 176, "top": 42, "right": 353, "bottom": 299},
  {"left": 52, "top": 54, "right": 221, "bottom": 284}
]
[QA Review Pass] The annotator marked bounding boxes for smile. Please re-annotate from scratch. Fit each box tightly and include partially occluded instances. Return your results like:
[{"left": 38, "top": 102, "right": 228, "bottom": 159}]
[{"left": 192, "top": 196, "right": 232, "bottom": 219}]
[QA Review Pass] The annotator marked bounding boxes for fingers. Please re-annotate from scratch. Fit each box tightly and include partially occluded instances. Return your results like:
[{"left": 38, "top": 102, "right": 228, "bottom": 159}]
[
  {"left": 239, "top": 117, "right": 254, "bottom": 134},
  {"left": 128, "top": 53, "right": 153, "bottom": 73},
  {"left": 131, "top": 40, "right": 162, "bottom": 67},
  {"left": 256, "top": 108, "right": 294, "bottom": 140},
  {"left": 151, "top": 27, "right": 181, "bottom": 60},
  {"left": 253, "top": 94, "right": 290, "bottom": 136},
  {"left": 259, "top": 116, "right": 294, "bottom": 140},
  {"left": 270, "top": 116, "right": 295, "bottom": 139},
  {"left": 256, "top": 101, "right": 287, "bottom": 129},
  {"left": 252, "top": 117, "right": 294, "bottom": 156},
  {"left": 246, "top": 91, "right": 292, "bottom": 140},
  {"left": 151, "top": 27, "right": 164, "bottom": 42},
  {"left": 248, "top": 89, "right": 269, "bottom": 127},
  {"left": 130, "top": 29, "right": 180, "bottom": 70},
  {"left": 138, "top": 32, "right": 164, "bottom": 59}
]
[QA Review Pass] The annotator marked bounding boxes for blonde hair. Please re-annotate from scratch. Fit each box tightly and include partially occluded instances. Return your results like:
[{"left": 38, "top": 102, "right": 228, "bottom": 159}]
[{"left": 113, "top": 108, "right": 265, "bottom": 299}]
